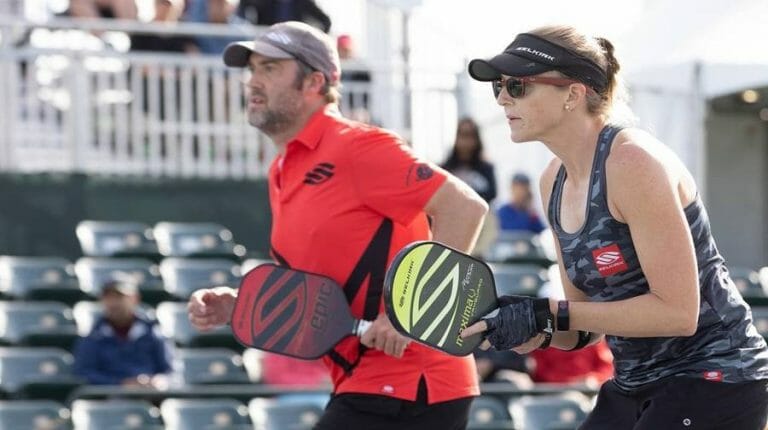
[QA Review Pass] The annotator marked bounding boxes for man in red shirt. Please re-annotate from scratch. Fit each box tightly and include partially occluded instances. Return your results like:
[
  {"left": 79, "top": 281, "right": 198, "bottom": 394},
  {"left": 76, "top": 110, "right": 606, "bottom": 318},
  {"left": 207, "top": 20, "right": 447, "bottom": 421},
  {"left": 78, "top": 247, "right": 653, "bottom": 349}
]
[{"left": 187, "top": 21, "right": 488, "bottom": 429}]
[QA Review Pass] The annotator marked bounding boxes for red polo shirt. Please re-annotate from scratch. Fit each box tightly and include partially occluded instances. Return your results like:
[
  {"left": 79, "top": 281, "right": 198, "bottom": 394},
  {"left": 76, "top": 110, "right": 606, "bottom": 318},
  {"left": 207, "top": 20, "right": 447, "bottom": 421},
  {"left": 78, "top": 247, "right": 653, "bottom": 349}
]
[{"left": 267, "top": 105, "right": 479, "bottom": 403}]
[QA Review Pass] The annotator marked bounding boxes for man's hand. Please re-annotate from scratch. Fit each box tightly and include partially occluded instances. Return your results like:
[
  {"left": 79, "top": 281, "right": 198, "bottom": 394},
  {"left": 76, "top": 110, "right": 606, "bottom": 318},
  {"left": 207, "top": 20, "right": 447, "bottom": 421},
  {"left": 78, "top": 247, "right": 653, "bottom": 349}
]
[
  {"left": 187, "top": 286, "right": 237, "bottom": 331},
  {"left": 359, "top": 313, "right": 411, "bottom": 358}
]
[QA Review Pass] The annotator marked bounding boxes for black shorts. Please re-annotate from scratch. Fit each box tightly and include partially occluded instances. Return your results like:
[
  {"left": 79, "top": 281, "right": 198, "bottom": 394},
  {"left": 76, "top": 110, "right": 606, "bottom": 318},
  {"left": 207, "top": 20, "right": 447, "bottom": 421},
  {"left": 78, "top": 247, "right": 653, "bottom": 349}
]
[
  {"left": 313, "top": 377, "right": 473, "bottom": 430},
  {"left": 580, "top": 377, "right": 768, "bottom": 430}
]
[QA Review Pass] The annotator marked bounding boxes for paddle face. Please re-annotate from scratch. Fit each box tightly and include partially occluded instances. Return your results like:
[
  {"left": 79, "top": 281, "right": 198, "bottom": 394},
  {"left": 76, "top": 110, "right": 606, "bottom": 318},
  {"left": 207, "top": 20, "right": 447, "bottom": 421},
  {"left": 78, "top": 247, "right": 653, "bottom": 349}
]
[
  {"left": 384, "top": 241, "right": 498, "bottom": 356},
  {"left": 231, "top": 264, "right": 355, "bottom": 359}
]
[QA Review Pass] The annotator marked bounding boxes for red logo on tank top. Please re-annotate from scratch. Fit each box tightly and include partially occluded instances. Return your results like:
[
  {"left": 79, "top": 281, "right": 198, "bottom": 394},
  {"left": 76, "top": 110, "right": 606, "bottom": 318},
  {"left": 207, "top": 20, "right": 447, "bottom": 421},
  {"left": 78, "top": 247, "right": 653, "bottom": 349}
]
[
  {"left": 592, "top": 244, "right": 628, "bottom": 276},
  {"left": 703, "top": 370, "right": 723, "bottom": 382}
]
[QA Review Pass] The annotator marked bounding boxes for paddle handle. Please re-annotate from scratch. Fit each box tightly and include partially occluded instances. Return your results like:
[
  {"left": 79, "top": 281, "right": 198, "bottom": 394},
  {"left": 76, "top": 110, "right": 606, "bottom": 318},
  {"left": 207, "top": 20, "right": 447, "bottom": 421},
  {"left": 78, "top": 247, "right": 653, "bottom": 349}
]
[{"left": 354, "top": 319, "right": 373, "bottom": 337}]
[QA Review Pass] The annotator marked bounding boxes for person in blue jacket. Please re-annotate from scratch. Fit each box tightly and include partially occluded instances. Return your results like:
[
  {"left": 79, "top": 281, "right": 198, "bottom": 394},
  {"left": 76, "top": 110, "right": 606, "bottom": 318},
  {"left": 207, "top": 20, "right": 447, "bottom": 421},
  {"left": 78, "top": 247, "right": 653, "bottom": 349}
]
[{"left": 73, "top": 280, "right": 174, "bottom": 387}]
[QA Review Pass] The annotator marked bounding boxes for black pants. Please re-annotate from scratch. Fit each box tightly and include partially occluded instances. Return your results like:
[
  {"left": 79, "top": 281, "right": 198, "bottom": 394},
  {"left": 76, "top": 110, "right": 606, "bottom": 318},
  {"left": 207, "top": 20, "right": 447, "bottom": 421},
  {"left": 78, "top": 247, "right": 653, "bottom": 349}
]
[
  {"left": 314, "top": 377, "right": 473, "bottom": 430},
  {"left": 580, "top": 377, "right": 768, "bottom": 430}
]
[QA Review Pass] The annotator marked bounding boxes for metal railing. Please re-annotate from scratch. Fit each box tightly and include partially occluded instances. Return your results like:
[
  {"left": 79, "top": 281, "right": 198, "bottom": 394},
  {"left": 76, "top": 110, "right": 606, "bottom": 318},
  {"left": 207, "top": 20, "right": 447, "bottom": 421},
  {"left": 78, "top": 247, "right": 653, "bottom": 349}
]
[{"left": 0, "top": 17, "right": 462, "bottom": 179}]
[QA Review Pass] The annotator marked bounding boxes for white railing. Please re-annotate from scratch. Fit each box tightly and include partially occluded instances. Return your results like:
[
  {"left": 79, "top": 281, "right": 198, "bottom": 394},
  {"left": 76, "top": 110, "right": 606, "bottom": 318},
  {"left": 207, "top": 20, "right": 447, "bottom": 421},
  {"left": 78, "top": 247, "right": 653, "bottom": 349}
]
[{"left": 0, "top": 17, "right": 463, "bottom": 179}]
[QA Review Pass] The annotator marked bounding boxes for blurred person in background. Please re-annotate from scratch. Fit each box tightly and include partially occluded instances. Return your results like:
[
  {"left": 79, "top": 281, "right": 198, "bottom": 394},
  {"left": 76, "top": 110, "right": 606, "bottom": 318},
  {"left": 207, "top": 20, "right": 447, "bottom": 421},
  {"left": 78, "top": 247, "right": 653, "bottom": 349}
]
[
  {"left": 73, "top": 280, "right": 174, "bottom": 387},
  {"left": 236, "top": 0, "right": 331, "bottom": 32},
  {"left": 441, "top": 117, "right": 498, "bottom": 257},
  {"left": 496, "top": 172, "right": 546, "bottom": 234},
  {"left": 69, "top": 0, "right": 138, "bottom": 20}
]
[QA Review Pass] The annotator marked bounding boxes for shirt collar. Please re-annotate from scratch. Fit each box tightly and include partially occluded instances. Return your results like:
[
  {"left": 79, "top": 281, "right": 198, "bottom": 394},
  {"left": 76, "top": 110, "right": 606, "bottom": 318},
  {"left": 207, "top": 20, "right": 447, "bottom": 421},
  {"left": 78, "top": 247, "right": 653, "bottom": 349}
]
[{"left": 289, "top": 104, "right": 340, "bottom": 150}]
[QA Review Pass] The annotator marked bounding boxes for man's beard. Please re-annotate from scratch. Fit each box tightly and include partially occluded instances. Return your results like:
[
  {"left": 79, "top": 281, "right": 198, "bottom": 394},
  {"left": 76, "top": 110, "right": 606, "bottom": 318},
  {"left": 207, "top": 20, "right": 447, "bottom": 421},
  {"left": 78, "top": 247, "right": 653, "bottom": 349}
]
[{"left": 247, "top": 89, "right": 303, "bottom": 136}]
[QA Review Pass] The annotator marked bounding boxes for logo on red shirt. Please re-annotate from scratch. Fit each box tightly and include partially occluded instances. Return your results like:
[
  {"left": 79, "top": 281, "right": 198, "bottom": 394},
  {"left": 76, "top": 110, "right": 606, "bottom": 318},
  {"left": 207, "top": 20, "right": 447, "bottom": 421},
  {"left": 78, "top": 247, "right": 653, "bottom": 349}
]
[{"left": 592, "top": 244, "right": 628, "bottom": 276}]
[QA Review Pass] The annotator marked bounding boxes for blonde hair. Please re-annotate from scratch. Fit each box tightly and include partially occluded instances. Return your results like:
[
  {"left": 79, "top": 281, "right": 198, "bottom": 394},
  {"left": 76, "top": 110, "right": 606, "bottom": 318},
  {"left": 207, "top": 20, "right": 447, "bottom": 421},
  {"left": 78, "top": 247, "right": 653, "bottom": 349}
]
[{"left": 529, "top": 25, "right": 634, "bottom": 124}]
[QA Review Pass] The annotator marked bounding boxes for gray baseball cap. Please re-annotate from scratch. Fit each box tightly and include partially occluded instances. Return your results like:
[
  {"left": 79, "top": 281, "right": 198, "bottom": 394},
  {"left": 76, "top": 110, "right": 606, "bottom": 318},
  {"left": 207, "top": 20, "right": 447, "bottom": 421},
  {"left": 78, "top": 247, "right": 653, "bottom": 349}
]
[{"left": 223, "top": 21, "right": 340, "bottom": 84}]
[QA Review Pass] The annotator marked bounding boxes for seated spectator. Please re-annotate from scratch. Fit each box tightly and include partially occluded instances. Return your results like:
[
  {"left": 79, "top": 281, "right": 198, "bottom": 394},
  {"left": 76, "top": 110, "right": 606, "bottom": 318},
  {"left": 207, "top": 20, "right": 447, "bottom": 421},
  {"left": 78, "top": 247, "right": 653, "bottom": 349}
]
[
  {"left": 236, "top": 0, "right": 331, "bottom": 33},
  {"left": 261, "top": 354, "right": 329, "bottom": 386},
  {"left": 183, "top": 0, "right": 251, "bottom": 55},
  {"left": 496, "top": 172, "right": 546, "bottom": 234},
  {"left": 69, "top": 0, "right": 138, "bottom": 20},
  {"left": 73, "top": 280, "right": 174, "bottom": 387},
  {"left": 130, "top": 0, "right": 195, "bottom": 53},
  {"left": 529, "top": 340, "right": 614, "bottom": 388}
]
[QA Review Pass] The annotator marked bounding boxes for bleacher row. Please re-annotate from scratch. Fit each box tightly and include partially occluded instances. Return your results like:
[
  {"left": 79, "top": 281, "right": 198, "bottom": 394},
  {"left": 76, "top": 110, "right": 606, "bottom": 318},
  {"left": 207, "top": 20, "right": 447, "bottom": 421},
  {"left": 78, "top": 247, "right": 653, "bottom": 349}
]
[{"left": 1, "top": 221, "right": 767, "bottom": 429}]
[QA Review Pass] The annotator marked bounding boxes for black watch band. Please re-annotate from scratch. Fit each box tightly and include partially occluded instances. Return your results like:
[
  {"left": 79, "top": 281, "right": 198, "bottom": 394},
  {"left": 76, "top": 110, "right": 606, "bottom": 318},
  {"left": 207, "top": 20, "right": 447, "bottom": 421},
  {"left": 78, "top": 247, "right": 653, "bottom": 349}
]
[{"left": 557, "top": 300, "right": 570, "bottom": 331}]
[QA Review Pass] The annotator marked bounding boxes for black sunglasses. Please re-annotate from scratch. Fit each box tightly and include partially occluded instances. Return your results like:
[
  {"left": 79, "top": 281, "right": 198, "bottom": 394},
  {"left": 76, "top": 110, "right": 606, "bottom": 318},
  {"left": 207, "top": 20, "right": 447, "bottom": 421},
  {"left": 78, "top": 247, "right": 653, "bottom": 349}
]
[{"left": 492, "top": 76, "right": 583, "bottom": 98}]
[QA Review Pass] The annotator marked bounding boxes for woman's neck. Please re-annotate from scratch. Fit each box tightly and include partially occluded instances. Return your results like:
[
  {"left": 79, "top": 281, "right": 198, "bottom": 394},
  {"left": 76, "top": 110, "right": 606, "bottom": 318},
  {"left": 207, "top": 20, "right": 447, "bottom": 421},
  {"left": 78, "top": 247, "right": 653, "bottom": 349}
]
[{"left": 541, "top": 117, "right": 606, "bottom": 184}]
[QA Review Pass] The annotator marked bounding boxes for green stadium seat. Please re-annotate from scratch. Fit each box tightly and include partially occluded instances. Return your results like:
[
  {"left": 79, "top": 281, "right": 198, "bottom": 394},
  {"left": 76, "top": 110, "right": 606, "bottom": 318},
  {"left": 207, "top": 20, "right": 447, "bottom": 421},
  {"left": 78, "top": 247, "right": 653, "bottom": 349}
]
[
  {"left": 160, "top": 398, "right": 251, "bottom": 430},
  {"left": 0, "top": 301, "right": 79, "bottom": 350},
  {"left": 75, "top": 221, "right": 160, "bottom": 260},
  {"left": 508, "top": 393, "right": 590, "bottom": 430},
  {"left": 155, "top": 302, "right": 239, "bottom": 349},
  {"left": 176, "top": 348, "right": 250, "bottom": 385},
  {"left": 73, "top": 257, "right": 170, "bottom": 305},
  {"left": 0, "top": 256, "right": 84, "bottom": 305},
  {"left": 153, "top": 222, "right": 246, "bottom": 260},
  {"left": 0, "top": 400, "right": 71, "bottom": 430},
  {"left": 0, "top": 347, "right": 83, "bottom": 401},
  {"left": 159, "top": 258, "right": 240, "bottom": 300},
  {"left": 488, "top": 263, "right": 548, "bottom": 297},
  {"left": 468, "top": 395, "right": 515, "bottom": 430},
  {"left": 249, "top": 397, "right": 323, "bottom": 430},
  {"left": 70, "top": 399, "right": 162, "bottom": 430}
]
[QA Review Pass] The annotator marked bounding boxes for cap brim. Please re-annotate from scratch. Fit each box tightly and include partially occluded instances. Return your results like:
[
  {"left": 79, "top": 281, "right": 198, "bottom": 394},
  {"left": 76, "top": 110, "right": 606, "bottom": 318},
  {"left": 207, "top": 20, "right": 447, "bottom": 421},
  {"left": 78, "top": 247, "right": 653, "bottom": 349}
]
[
  {"left": 468, "top": 54, "right": 552, "bottom": 81},
  {"left": 223, "top": 41, "right": 294, "bottom": 67}
]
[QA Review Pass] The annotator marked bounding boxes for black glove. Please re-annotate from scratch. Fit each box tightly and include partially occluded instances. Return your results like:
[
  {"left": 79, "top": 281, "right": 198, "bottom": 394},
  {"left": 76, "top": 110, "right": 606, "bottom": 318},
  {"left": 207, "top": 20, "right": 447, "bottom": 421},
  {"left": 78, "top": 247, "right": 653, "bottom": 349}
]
[{"left": 483, "top": 295, "right": 554, "bottom": 350}]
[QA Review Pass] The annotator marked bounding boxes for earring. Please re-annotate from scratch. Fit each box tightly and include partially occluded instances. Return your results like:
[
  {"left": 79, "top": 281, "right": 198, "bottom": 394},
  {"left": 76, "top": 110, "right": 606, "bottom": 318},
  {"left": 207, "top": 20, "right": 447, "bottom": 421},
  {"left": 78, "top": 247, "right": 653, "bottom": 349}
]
[{"left": 564, "top": 105, "right": 571, "bottom": 111}]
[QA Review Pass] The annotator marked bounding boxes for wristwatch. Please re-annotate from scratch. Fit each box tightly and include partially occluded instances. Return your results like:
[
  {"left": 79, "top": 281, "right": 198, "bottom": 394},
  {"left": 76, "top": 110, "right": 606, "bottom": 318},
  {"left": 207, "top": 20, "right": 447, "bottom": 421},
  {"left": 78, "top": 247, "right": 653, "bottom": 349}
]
[{"left": 557, "top": 300, "right": 570, "bottom": 331}]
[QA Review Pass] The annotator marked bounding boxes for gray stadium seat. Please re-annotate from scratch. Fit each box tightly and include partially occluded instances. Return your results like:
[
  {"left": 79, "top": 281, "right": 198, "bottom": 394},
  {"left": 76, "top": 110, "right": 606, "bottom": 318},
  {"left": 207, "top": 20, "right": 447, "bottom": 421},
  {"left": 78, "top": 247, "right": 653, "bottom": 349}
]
[
  {"left": 75, "top": 221, "right": 160, "bottom": 260},
  {"left": 175, "top": 348, "right": 249, "bottom": 385},
  {"left": 0, "top": 400, "right": 71, "bottom": 430},
  {"left": 751, "top": 306, "right": 768, "bottom": 339},
  {"left": 0, "top": 256, "right": 84, "bottom": 304},
  {"left": 508, "top": 393, "right": 591, "bottom": 430},
  {"left": 159, "top": 258, "right": 240, "bottom": 300},
  {"left": 70, "top": 399, "right": 162, "bottom": 430},
  {"left": 240, "top": 258, "right": 274, "bottom": 276},
  {"left": 249, "top": 398, "right": 324, "bottom": 430},
  {"left": 0, "top": 347, "right": 82, "bottom": 401},
  {"left": 729, "top": 267, "right": 766, "bottom": 298},
  {"left": 468, "top": 395, "right": 515, "bottom": 430},
  {"left": 488, "top": 263, "right": 548, "bottom": 297},
  {"left": 0, "top": 301, "right": 78, "bottom": 350},
  {"left": 155, "top": 301, "right": 238, "bottom": 349},
  {"left": 160, "top": 398, "right": 251, "bottom": 430},
  {"left": 485, "top": 231, "right": 550, "bottom": 265},
  {"left": 241, "top": 348, "right": 264, "bottom": 382},
  {"left": 153, "top": 222, "right": 246, "bottom": 260},
  {"left": 73, "top": 257, "right": 169, "bottom": 305}
]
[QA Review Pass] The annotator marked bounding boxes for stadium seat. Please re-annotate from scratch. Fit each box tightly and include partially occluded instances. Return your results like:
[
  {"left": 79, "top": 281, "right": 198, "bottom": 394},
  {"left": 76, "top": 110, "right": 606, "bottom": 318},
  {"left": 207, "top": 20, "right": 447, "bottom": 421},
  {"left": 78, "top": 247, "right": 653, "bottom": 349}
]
[
  {"left": 153, "top": 222, "right": 246, "bottom": 260},
  {"left": 241, "top": 349, "right": 263, "bottom": 382},
  {"left": 75, "top": 220, "right": 160, "bottom": 260},
  {"left": 155, "top": 301, "right": 239, "bottom": 349},
  {"left": 176, "top": 348, "right": 250, "bottom": 385},
  {"left": 729, "top": 267, "right": 766, "bottom": 299},
  {"left": 159, "top": 258, "right": 241, "bottom": 300},
  {"left": 160, "top": 398, "right": 251, "bottom": 430},
  {"left": 508, "top": 393, "right": 590, "bottom": 430},
  {"left": 240, "top": 258, "right": 275, "bottom": 276},
  {"left": 0, "top": 400, "right": 71, "bottom": 430},
  {"left": 249, "top": 397, "right": 324, "bottom": 430},
  {"left": 485, "top": 231, "right": 550, "bottom": 266},
  {"left": 0, "top": 256, "right": 84, "bottom": 304},
  {"left": 488, "top": 263, "right": 548, "bottom": 297},
  {"left": 73, "top": 257, "right": 169, "bottom": 305},
  {"left": 70, "top": 399, "right": 162, "bottom": 430},
  {"left": 468, "top": 395, "right": 515, "bottom": 430},
  {"left": 0, "top": 347, "right": 82, "bottom": 401},
  {"left": 0, "top": 301, "right": 79, "bottom": 350},
  {"left": 751, "top": 306, "right": 768, "bottom": 339}
]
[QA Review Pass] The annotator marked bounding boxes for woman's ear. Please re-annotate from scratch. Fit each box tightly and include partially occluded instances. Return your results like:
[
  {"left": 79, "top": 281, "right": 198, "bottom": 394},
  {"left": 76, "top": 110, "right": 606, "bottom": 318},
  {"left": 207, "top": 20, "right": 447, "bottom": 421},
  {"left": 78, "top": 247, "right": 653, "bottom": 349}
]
[{"left": 566, "top": 83, "right": 587, "bottom": 106}]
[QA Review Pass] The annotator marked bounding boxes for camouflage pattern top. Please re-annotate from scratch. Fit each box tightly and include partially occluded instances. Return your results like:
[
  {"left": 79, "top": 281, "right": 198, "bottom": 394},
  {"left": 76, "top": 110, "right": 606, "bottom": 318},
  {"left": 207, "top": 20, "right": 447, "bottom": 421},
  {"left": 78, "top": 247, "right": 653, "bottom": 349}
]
[{"left": 547, "top": 125, "right": 768, "bottom": 391}]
